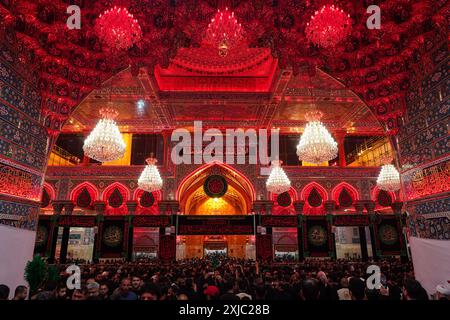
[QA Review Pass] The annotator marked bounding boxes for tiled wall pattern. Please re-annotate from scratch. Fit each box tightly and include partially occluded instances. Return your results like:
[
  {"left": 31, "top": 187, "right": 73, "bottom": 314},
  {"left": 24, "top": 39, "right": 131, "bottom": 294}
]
[
  {"left": 0, "top": 45, "right": 49, "bottom": 230},
  {"left": 399, "top": 43, "right": 449, "bottom": 240}
]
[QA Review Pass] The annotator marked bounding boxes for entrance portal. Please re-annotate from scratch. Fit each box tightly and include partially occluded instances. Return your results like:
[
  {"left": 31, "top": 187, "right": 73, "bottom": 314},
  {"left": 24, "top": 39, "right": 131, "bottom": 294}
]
[
  {"left": 177, "top": 235, "right": 254, "bottom": 259},
  {"left": 176, "top": 163, "right": 256, "bottom": 260}
]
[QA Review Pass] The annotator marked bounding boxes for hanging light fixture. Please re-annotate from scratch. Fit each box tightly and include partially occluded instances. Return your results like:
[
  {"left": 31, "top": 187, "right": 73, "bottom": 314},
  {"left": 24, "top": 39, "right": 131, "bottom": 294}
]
[
  {"left": 377, "top": 158, "right": 401, "bottom": 192},
  {"left": 296, "top": 110, "right": 338, "bottom": 164},
  {"left": 203, "top": 7, "right": 244, "bottom": 57},
  {"left": 95, "top": 6, "right": 142, "bottom": 50},
  {"left": 138, "top": 157, "right": 163, "bottom": 192},
  {"left": 305, "top": 4, "right": 352, "bottom": 48},
  {"left": 266, "top": 160, "right": 291, "bottom": 194},
  {"left": 83, "top": 106, "right": 126, "bottom": 162}
]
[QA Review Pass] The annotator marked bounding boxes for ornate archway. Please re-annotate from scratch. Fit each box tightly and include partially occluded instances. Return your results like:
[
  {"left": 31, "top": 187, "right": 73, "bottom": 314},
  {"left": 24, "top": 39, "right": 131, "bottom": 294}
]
[{"left": 177, "top": 162, "right": 255, "bottom": 215}]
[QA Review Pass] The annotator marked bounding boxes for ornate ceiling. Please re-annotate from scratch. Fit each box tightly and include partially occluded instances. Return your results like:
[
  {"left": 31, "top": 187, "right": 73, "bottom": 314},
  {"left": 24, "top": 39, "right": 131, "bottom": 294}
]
[
  {"left": 65, "top": 65, "right": 383, "bottom": 135},
  {"left": 1, "top": 0, "right": 447, "bottom": 136}
]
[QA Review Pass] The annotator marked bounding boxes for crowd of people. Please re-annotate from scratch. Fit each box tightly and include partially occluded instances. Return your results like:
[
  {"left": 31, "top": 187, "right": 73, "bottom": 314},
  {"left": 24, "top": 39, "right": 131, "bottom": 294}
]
[{"left": 1, "top": 257, "right": 449, "bottom": 301}]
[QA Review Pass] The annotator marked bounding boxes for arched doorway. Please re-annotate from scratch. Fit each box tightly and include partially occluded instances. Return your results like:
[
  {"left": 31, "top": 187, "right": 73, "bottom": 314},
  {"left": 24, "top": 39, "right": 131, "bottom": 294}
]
[{"left": 177, "top": 162, "right": 255, "bottom": 259}]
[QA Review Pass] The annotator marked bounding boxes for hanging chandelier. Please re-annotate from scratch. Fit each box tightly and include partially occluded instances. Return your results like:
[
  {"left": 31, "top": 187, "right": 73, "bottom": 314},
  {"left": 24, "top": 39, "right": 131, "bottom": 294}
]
[
  {"left": 296, "top": 110, "right": 338, "bottom": 164},
  {"left": 83, "top": 107, "right": 126, "bottom": 162},
  {"left": 138, "top": 157, "right": 163, "bottom": 192},
  {"left": 377, "top": 164, "right": 401, "bottom": 192},
  {"left": 305, "top": 4, "right": 352, "bottom": 48},
  {"left": 95, "top": 6, "right": 142, "bottom": 50},
  {"left": 266, "top": 160, "right": 291, "bottom": 194},
  {"left": 203, "top": 7, "right": 244, "bottom": 57}
]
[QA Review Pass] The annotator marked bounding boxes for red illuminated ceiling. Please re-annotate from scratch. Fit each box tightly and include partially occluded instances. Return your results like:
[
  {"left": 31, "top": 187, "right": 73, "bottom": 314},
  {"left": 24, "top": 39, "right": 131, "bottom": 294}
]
[
  {"left": 65, "top": 66, "right": 383, "bottom": 135},
  {"left": 154, "top": 47, "right": 278, "bottom": 93},
  {"left": 1, "top": 0, "right": 447, "bottom": 135}
]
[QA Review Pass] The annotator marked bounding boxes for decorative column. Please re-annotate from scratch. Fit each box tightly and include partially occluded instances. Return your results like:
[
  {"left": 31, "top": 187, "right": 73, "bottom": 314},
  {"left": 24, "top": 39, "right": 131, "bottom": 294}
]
[
  {"left": 158, "top": 200, "right": 179, "bottom": 215},
  {"left": 158, "top": 201, "right": 168, "bottom": 215},
  {"left": 264, "top": 201, "right": 273, "bottom": 215},
  {"left": 293, "top": 200, "right": 306, "bottom": 261},
  {"left": 252, "top": 200, "right": 273, "bottom": 215},
  {"left": 354, "top": 200, "right": 366, "bottom": 215},
  {"left": 59, "top": 201, "right": 75, "bottom": 264},
  {"left": 391, "top": 201, "right": 408, "bottom": 262},
  {"left": 325, "top": 206, "right": 336, "bottom": 259},
  {"left": 125, "top": 201, "right": 138, "bottom": 261},
  {"left": 324, "top": 200, "right": 336, "bottom": 214},
  {"left": 365, "top": 200, "right": 379, "bottom": 261},
  {"left": 252, "top": 202, "right": 262, "bottom": 215},
  {"left": 47, "top": 201, "right": 65, "bottom": 263},
  {"left": 93, "top": 201, "right": 106, "bottom": 262},
  {"left": 293, "top": 200, "right": 305, "bottom": 215},
  {"left": 358, "top": 226, "right": 369, "bottom": 262},
  {"left": 335, "top": 131, "right": 347, "bottom": 167}
]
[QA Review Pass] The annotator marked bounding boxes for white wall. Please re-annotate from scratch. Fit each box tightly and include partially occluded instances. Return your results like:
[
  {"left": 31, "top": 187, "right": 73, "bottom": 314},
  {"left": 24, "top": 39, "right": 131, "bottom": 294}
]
[
  {"left": 409, "top": 237, "right": 450, "bottom": 296},
  {"left": 0, "top": 224, "right": 36, "bottom": 299}
]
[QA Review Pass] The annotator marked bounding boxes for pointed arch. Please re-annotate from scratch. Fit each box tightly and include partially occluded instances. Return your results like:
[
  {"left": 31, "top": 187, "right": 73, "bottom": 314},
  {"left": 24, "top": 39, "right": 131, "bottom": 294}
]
[
  {"left": 176, "top": 161, "right": 256, "bottom": 214},
  {"left": 102, "top": 182, "right": 130, "bottom": 215},
  {"left": 270, "top": 187, "right": 297, "bottom": 215},
  {"left": 300, "top": 182, "right": 328, "bottom": 215},
  {"left": 176, "top": 161, "right": 256, "bottom": 201},
  {"left": 331, "top": 182, "right": 360, "bottom": 206},
  {"left": 101, "top": 182, "right": 131, "bottom": 201},
  {"left": 372, "top": 186, "right": 396, "bottom": 211},
  {"left": 70, "top": 181, "right": 99, "bottom": 206},
  {"left": 300, "top": 182, "right": 328, "bottom": 201},
  {"left": 133, "top": 189, "right": 162, "bottom": 214}
]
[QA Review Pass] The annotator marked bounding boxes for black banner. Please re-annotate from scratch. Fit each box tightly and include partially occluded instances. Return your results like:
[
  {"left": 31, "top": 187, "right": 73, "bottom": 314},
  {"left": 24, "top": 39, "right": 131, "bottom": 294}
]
[
  {"left": 34, "top": 218, "right": 52, "bottom": 256},
  {"left": 333, "top": 214, "right": 369, "bottom": 226},
  {"left": 133, "top": 215, "right": 171, "bottom": 227},
  {"left": 304, "top": 218, "right": 331, "bottom": 257},
  {"left": 58, "top": 215, "right": 96, "bottom": 227},
  {"left": 260, "top": 215, "right": 298, "bottom": 227},
  {"left": 177, "top": 215, "right": 254, "bottom": 235},
  {"left": 375, "top": 217, "right": 402, "bottom": 256},
  {"left": 100, "top": 218, "right": 125, "bottom": 258}
]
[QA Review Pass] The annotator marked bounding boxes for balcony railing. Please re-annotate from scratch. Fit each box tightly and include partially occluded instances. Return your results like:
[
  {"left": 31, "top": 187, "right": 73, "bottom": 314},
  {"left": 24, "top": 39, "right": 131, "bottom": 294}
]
[{"left": 48, "top": 145, "right": 81, "bottom": 166}]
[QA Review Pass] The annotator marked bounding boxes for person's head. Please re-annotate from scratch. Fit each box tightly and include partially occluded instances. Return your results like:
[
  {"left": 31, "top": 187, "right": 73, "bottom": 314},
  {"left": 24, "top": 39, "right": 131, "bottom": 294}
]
[
  {"left": 140, "top": 285, "right": 160, "bottom": 301},
  {"left": 56, "top": 283, "right": 67, "bottom": 299},
  {"left": 203, "top": 285, "right": 219, "bottom": 300},
  {"left": 86, "top": 282, "right": 100, "bottom": 298},
  {"left": 13, "top": 285, "right": 28, "bottom": 300},
  {"left": 72, "top": 288, "right": 87, "bottom": 300},
  {"left": 340, "top": 277, "right": 349, "bottom": 288},
  {"left": 119, "top": 277, "right": 131, "bottom": 294},
  {"left": 348, "top": 277, "right": 366, "bottom": 300},
  {"left": 435, "top": 283, "right": 450, "bottom": 300},
  {"left": 99, "top": 283, "right": 109, "bottom": 297},
  {"left": 317, "top": 271, "right": 328, "bottom": 284},
  {"left": 0, "top": 284, "right": 10, "bottom": 300},
  {"left": 177, "top": 293, "right": 189, "bottom": 300},
  {"left": 131, "top": 276, "right": 141, "bottom": 290},
  {"left": 403, "top": 279, "right": 428, "bottom": 300},
  {"left": 301, "top": 278, "right": 320, "bottom": 300}
]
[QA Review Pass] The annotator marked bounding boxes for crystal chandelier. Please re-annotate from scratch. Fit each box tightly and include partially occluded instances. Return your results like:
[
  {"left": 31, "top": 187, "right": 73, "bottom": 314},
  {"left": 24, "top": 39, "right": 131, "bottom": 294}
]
[
  {"left": 83, "top": 107, "right": 126, "bottom": 162},
  {"left": 95, "top": 6, "right": 142, "bottom": 50},
  {"left": 296, "top": 110, "right": 338, "bottom": 164},
  {"left": 266, "top": 160, "right": 291, "bottom": 194},
  {"left": 138, "top": 157, "right": 163, "bottom": 192},
  {"left": 203, "top": 7, "right": 244, "bottom": 57},
  {"left": 377, "top": 164, "right": 401, "bottom": 192},
  {"left": 305, "top": 4, "right": 352, "bottom": 48}
]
